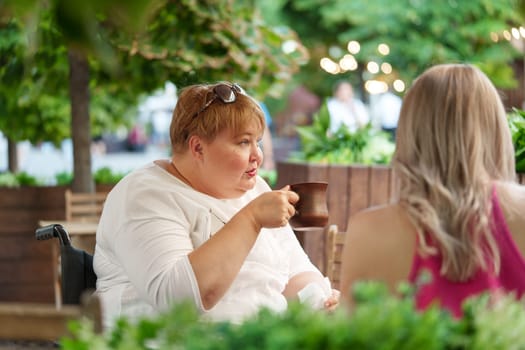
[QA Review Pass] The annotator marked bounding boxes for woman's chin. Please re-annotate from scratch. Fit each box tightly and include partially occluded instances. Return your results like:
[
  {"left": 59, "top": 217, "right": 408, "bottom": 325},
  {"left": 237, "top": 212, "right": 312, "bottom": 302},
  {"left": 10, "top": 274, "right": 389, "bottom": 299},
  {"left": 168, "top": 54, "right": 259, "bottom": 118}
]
[{"left": 239, "top": 177, "right": 257, "bottom": 191}]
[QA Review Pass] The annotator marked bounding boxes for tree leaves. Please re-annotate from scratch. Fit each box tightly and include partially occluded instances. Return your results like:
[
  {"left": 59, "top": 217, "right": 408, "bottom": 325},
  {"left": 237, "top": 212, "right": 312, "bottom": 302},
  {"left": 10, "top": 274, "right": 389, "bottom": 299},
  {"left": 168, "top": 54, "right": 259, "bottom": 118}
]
[{"left": 1, "top": 0, "right": 308, "bottom": 144}]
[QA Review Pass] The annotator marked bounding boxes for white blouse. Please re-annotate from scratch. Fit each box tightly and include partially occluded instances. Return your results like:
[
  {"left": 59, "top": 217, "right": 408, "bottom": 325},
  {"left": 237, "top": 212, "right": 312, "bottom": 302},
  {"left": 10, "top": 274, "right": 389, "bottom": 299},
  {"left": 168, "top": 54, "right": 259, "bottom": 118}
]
[{"left": 94, "top": 162, "right": 319, "bottom": 329}]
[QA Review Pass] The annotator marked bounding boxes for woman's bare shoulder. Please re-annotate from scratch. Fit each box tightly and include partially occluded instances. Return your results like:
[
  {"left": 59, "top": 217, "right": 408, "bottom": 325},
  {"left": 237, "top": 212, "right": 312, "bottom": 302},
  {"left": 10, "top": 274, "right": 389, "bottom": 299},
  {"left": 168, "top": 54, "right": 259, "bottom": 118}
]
[
  {"left": 344, "top": 203, "right": 415, "bottom": 260},
  {"left": 340, "top": 203, "right": 416, "bottom": 300},
  {"left": 346, "top": 203, "right": 410, "bottom": 234}
]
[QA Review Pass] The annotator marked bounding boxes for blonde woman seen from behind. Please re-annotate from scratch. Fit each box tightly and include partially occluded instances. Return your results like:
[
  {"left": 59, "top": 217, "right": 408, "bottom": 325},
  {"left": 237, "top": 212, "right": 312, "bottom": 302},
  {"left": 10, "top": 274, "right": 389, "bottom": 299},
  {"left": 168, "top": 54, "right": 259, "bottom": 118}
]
[{"left": 339, "top": 64, "right": 525, "bottom": 318}]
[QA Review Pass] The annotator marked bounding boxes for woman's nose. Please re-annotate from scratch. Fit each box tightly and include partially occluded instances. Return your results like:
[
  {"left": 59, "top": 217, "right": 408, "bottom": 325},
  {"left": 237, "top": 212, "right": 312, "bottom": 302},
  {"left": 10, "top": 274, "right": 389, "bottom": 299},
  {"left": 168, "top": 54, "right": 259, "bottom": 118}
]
[{"left": 251, "top": 143, "right": 263, "bottom": 163}]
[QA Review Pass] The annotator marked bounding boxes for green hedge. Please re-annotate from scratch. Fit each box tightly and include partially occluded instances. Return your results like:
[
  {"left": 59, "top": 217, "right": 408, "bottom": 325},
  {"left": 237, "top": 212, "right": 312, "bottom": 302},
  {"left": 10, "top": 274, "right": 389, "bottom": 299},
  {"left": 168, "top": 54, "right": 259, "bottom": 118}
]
[
  {"left": 61, "top": 282, "right": 525, "bottom": 349},
  {"left": 0, "top": 167, "right": 128, "bottom": 187}
]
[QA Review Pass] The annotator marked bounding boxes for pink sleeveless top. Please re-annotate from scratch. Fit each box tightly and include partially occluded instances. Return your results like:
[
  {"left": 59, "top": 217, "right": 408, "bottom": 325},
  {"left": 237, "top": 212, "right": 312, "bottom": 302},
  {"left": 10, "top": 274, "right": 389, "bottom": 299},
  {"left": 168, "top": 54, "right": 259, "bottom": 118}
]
[{"left": 408, "top": 187, "right": 525, "bottom": 318}]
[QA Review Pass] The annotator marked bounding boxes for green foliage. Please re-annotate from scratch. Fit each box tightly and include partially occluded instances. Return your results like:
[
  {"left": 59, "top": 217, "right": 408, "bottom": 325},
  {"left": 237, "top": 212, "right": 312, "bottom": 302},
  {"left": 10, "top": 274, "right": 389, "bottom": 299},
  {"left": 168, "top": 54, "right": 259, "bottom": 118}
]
[
  {"left": 0, "top": 172, "right": 20, "bottom": 187},
  {"left": 0, "top": 1, "right": 309, "bottom": 146},
  {"left": 61, "top": 281, "right": 525, "bottom": 349},
  {"left": 0, "top": 168, "right": 125, "bottom": 187},
  {"left": 509, "top": 108, "right": 525, "bottom": 172},
  {"left": 0, "top": 171, "right": 42, "bottom": 187},
  {"left": 55, "top": 171, "right": 74, "bottom": 186},
  {"left": 0, "top": 15, "right": 138, "bottom": 146},
  {"left": 269, "top": 0, "right": 523, "bottom": 98},
  {"left": 105, "top": 0, "right": 309, "bottom": 100},
  {"left": 289, "top": 101, "right": 395, "bottom": 165},
  {"left": 93, "top": 167, "right": 127, "bottom": 185},
  {"left": 1, "top": 0, "right": 163, "bottom": 65},
  {"left": 259, "top": 169, "right": 277, "bottom": 188}
]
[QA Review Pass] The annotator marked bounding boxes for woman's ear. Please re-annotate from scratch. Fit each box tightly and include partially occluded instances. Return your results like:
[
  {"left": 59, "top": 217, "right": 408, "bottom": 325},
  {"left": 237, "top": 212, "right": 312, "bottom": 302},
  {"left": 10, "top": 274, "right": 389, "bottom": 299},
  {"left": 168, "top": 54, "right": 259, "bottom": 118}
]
[{"left": 188, "top": 135, "right": 204, "bottom": 158}]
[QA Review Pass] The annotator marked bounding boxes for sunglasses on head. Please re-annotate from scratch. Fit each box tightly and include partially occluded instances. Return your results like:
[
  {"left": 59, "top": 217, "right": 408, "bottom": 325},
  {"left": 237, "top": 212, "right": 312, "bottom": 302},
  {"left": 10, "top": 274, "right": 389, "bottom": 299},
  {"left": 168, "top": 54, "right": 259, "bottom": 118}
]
[{"left": 192, "top": 83, "right": 245, "bottom": 119}]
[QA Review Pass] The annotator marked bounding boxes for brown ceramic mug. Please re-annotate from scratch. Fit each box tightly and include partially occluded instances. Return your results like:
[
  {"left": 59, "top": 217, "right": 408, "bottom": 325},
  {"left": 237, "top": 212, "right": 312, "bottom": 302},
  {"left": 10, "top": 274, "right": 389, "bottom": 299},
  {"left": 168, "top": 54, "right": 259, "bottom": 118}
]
[{"left": 289, "top": 182, "right": 329, "bottom": 231}]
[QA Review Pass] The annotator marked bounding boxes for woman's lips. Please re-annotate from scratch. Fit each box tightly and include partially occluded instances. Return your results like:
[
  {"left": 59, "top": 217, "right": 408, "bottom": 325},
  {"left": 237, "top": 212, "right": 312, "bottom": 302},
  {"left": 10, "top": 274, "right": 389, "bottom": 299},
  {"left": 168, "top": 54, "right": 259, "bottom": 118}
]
[{"left": 246, "top": 168, "right": 257, "bottom": 177}]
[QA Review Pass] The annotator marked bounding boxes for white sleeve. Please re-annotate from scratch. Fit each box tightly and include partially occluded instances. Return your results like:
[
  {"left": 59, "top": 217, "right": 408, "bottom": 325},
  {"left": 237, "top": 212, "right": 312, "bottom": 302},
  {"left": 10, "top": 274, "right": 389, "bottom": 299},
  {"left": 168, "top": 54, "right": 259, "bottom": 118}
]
[
  {"left": 111, "top": 192, "right": 208, "bottom": 313},
  {"left": 355, "top": 100, "right": 370, "bottom": 125}
]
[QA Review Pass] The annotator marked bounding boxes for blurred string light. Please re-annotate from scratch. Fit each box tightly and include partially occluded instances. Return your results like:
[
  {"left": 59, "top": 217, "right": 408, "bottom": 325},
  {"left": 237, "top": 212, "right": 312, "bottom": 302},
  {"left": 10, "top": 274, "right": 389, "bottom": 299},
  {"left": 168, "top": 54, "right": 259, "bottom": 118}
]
[
  {"left": 320, "top": 57, "right": 340, "bottom": 74},
  {"left": 491, "top": 26, "right": 525, "bottom": 42},
  {"left": 367, "top": 61, "right": 379, "bottom": 74},
  {"left": 377, "top": 43, "right": 390, "bottom": 55},
  {"left": 347, "top": 40, "right": 360, "bottom": 54},
  {"left": 491, "top": 26, "right": 525, "bottom": 52},
  {"left": 381, "top": 62, "right": 392, "bottom": 74},
  {"left": 320, "top": 40, "right": 406, "bottom": 92},
  {"left": 339, "top": 54, "right": 358, "bottom": 71},
  {"left": 281, "top": 40, "right": 298, "bottom": 54},
  {"left": 365, "top": 80, "right": 388, "bottom": 94},
  {"left": 393, "top": 79, "right": 405, "bottom": 92}
]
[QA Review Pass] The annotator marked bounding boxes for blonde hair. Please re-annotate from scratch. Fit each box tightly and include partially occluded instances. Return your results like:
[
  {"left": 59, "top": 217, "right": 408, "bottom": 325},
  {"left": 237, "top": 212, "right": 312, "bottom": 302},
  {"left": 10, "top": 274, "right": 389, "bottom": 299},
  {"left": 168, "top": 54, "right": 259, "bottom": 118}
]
[
  {"left": 170, "top": 82, "right": 265, "bottom": 154},
  {"left": 393, "top": 64, "right": 516, "bottom": 281}
]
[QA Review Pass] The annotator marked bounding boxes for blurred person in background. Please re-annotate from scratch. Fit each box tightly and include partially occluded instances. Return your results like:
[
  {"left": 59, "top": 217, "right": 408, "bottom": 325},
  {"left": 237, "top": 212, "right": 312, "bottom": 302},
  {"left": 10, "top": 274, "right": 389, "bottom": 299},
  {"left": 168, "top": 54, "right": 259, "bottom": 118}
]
[
  {"left": 326, "top": 80, "right": 369, "bottom": 134},
  {"left": 369, "top": 89, "right": 402, "bottom": 141}
]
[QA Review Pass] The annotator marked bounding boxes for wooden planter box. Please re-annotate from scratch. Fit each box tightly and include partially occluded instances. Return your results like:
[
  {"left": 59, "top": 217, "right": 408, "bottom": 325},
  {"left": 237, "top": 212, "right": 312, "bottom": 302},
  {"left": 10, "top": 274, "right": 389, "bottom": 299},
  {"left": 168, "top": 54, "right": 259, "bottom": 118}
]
[
  {"left": 0, "top": 185, "right": 113, "bottom": 303},
  {"left": 276, "top": 161, "right": 525, "bottom": 274}
]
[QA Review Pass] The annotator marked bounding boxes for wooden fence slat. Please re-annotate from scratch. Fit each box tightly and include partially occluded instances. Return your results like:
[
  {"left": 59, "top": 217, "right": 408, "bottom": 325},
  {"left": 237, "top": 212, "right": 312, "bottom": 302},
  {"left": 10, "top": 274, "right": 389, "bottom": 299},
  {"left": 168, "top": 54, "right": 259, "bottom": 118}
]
[
  {"left": 276, "top": 162, "right": 309, "bottom": 188},
  {"left": 0, "top": 258, "right": 53, "bottom": 284},
  {"left": 327, "top": 165, "right": 350, "bottom": 231},
  {"left": 305, "top": 163, "right": 329, "bottom": 183},
  {"left": 368, "top": 165, "right": 391, "bottom": 207},
  {"left": 0, "top": 236, "right": 54, "bottom": 258},
  {"left": 348, "top": 166, "right": 370, "bottom": 220}
]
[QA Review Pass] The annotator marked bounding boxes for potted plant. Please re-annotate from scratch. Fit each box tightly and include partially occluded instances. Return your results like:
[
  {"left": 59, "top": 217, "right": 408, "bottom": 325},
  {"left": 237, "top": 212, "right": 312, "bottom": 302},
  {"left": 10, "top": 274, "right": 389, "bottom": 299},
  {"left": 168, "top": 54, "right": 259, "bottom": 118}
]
[
  {"left": 288, "top": 102, "right": 395, "bottom": 165},
  {"left": 277, "top": 102, "right": 397, "bottom": 235}
]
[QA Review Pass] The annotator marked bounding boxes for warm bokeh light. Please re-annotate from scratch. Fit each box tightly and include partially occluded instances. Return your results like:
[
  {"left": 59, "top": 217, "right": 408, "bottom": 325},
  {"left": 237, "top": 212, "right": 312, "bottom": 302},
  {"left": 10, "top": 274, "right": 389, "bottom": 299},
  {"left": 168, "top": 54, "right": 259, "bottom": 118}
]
[
  {"left": 490, "top": 32, "right": 499, "bottom": 42},
  {"left": 347, "top": 40, "right": 360, "bottom": 54},
  {"left": 367, "top": 61, "right": 379, "bottom": 74},
  {"left": 377, "top": 43, "right": 390, "bottom": 55},
  {"left": 365, "top": 80, "right": 388, "bottom": 94},
  {"left": 281, "top": 40, "right": 298, "bottom": 54},
  {"left": 320, "top": 57, "right": 340, "bottom": 74},
  {"left": 339, "top": 54, "right": 358, "bottom": 71},
  {"left": 503, "top": 30, "right": 511, "bottom": 41},
  {"left": 381, "top": 62, "right": 392, "bottom": 74},
  {"left": 393, "top": 79, "right": 406, "bottom": 92},
  {"left": 512, "top": 27, "right": 521, "bottom": 40}
]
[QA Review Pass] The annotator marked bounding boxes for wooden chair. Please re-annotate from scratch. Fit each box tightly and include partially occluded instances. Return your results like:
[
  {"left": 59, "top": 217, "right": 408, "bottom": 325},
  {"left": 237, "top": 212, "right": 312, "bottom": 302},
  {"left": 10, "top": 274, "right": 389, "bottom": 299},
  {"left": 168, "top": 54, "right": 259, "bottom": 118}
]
[
  {"left": 65, "top": 189, "right": 107, "bottom": 222},
  {"left": 325, "top": 224, "right": 346, "bottom": 291}
]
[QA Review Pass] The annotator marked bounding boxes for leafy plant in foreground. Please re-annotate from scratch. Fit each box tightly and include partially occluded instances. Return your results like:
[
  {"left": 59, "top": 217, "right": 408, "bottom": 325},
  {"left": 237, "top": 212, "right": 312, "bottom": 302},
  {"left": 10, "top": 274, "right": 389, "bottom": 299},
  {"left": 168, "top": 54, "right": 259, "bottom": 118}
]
[{"left": 60, "top": 280, "right": 525, "bottom": 349}]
